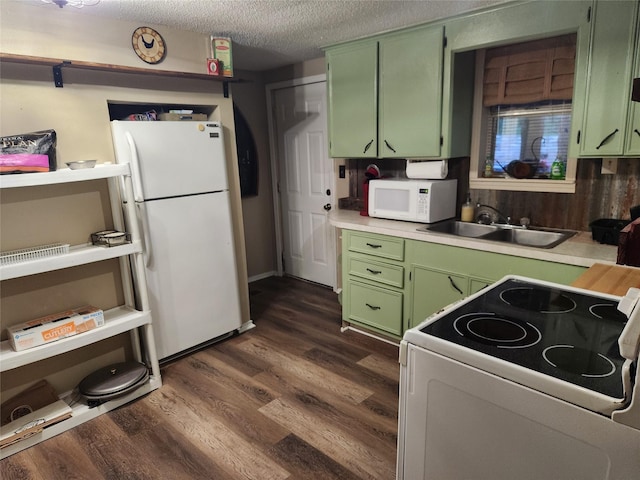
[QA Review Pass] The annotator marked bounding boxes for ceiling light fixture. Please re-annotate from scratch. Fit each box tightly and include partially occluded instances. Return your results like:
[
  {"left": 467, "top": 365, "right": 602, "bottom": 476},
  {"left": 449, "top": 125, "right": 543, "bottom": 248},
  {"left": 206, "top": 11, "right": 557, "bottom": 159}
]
[{"left": 41, "top": 0, "right": 100, "bottom": 8}]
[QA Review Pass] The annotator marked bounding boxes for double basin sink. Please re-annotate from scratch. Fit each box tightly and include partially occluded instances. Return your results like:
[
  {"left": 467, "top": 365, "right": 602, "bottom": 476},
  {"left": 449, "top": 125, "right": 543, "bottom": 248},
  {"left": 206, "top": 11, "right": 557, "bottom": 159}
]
[{"left": 418, "top": 220, "right": 576, "bottom": 249}]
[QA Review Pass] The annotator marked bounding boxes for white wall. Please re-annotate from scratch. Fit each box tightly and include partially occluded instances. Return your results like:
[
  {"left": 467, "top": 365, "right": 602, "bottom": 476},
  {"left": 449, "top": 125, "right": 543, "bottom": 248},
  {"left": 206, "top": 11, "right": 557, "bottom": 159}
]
[
  {"left": 0, "top": 1, "right": 211, "bottom": 74},
  {"left": 0, "top": 1, "right": 252, "bottom": 398}
]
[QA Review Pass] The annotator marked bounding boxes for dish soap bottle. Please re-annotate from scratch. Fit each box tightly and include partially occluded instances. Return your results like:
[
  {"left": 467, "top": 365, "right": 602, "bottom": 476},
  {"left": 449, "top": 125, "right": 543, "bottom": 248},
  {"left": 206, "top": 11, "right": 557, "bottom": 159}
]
[
  {"left": 550, "top": 155, "right": 565, "bottom": 180},
  {"left": 461, "top": 192, "right": 475, "bottom": 222}
]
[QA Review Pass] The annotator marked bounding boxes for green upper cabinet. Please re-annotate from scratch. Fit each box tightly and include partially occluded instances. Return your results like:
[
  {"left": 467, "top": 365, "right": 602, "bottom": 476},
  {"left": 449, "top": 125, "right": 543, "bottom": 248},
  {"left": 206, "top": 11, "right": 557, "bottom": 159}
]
[
  {"left": 378, "top": 27, "right": 443, "bottom": 158},
  {"left": 326, "top": 41, "right": 378, "bottom": 158},
  {"left": 626, "top": 10, "right": 640, "bottom": 156},
  {"left": 326, "top": 24, "right": 470, "bottom": 159},
  {"left": 445, "top": 0, "right": 592, "bottom": 161},
  {"left": 576, "top": 0, "right": 639, "bottom": 157}
]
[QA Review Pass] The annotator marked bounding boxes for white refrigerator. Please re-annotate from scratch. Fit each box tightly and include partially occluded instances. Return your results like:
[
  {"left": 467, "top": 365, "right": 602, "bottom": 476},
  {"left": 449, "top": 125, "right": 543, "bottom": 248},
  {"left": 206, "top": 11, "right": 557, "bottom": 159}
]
[{"left": 110, "top": 120, "right": 243, "bottom": 360}]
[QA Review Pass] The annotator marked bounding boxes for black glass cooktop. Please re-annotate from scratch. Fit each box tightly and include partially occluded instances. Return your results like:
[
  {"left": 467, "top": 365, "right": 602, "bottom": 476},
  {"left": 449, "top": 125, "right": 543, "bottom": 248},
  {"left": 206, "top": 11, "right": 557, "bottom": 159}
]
[{"left": 420, "top": 278, "right": 628, "bottom": 398}]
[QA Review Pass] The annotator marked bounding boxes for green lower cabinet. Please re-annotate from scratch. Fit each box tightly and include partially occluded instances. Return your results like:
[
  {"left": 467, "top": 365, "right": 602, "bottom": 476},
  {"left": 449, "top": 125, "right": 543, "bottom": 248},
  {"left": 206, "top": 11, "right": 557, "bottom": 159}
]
[
  {"left": 469, "top": 277, "right": 493, "bottom": 294},
  {"left": 347, "top": 279, "right": 403, "bottom": 336},
  {"left": 409, "top": 266, "right": 467, "bottom": 329},
  {"left": 341, "top": 230, "right": 406, "bottom": 339},
  {"left": 406, "top": 239, "right": 587, "bottom": 330},
  {"left": 340, "top": 230, "right": 587, "bottom": 338},
  {"left": 348, "top": 254, "right": 404, "bottom": 289}
]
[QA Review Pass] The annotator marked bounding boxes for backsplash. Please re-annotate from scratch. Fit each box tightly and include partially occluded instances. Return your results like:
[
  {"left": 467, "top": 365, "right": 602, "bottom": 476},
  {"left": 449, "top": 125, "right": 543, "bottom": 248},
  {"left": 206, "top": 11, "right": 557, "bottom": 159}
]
[{"left": 345, "top": 157, "right": 640, "bottom": 231}]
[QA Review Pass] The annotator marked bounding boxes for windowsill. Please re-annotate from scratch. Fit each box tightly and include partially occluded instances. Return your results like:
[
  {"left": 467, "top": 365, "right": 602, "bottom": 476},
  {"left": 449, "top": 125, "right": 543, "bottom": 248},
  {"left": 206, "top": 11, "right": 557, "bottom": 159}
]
[{"left": 469, "top": 176, "right": 576, "bottom": 193}]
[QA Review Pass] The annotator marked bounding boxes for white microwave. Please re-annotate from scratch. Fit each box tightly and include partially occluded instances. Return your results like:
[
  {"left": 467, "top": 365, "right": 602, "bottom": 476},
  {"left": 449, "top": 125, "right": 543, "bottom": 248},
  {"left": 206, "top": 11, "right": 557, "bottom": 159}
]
[{"left": 368, "top": 178, "right": 457, "bottom": 223}]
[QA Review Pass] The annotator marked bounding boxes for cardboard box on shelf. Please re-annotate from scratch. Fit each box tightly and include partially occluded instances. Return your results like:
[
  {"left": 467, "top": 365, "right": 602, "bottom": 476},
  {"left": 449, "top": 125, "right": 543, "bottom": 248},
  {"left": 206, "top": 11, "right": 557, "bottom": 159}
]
[
  {"left": 210, "top": 36, "right": 233, "bottom": 77},
  {"left": 158, "top": 113, "right": 207, "bottom": 121},
  {"left": 0, "top": 400, "right": 72, "bottom": 449},
  {"left": 7, "top": 306, "right": 105, "bottom": 352}
]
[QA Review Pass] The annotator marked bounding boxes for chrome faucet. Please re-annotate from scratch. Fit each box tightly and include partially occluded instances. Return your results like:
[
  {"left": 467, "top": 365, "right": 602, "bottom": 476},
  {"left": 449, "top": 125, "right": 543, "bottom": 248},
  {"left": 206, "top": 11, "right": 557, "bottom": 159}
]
[
  {"left": 475, "top": 203, "right": 531, "bottom": 228},
  {"left": 475, "top": 203, "right": 511, "bottom": 225}
]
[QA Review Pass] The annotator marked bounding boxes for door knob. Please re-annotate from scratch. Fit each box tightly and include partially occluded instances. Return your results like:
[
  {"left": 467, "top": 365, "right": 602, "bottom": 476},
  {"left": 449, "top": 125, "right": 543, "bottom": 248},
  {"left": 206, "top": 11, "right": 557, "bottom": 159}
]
[{"left": 323, "top": 203, "right": 332, "bottom": 211}]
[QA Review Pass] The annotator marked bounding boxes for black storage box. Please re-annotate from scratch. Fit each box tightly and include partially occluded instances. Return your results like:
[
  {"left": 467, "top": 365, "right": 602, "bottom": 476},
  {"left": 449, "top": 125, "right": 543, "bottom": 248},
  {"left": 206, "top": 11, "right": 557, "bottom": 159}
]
[{"left": 589, "top": 218, "right": 631, "bottom": 245}]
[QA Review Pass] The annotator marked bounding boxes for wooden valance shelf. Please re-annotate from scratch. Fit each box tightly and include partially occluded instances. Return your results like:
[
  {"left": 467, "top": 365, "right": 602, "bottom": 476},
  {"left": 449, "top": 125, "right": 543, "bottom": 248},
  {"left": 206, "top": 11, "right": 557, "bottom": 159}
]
[{"left": 0, "top": 52, "right": 236, "bottom": 96}]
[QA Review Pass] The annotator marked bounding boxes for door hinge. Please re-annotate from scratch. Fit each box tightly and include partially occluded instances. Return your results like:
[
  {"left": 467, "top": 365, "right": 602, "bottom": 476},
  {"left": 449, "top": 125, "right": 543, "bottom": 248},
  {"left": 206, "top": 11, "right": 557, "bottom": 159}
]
[
  {"left": 443, "top": 36, "right": 448, "bottom": 48},
  {"left": 440, "top": 136, "right": 443, "bottom": 146},
  {"left": 409, "top": 271, "right": 412, "bottom": 281},
  {"left": 587, "top": 6, "right": 591, "bottom": 22},
  {"left": 281, "top": 251, "right": 285, "bottom": 271}
]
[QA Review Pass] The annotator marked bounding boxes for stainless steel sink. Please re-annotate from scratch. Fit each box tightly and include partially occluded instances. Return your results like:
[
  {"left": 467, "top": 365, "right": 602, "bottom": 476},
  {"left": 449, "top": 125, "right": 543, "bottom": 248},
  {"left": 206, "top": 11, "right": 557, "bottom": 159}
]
[
  {"left": 480, "top": 227, "right": 576, "bottom": 249},
  {"left": 417, "top": 221, "right": 499, "bottom": 238},
  {"left": 418, "top": 220, "right": 576, "bottom": 249}
]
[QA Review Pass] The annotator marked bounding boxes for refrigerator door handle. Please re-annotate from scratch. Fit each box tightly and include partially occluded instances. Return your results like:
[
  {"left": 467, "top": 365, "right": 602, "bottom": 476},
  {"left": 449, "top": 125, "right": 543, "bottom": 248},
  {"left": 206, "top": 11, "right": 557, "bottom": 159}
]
[
  {"left": 137, "top": 202, "right": 153, "bottom": 268},
  {"left": 125, "top": 131, "right": 145, "bottom": 202}
]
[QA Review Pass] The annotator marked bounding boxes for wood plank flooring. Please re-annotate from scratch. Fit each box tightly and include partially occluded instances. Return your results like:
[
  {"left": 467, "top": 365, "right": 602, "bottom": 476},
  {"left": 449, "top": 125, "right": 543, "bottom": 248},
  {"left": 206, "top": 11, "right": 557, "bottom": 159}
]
[{"left": 0, "top": 276, "right": 400, "bottom": 480}]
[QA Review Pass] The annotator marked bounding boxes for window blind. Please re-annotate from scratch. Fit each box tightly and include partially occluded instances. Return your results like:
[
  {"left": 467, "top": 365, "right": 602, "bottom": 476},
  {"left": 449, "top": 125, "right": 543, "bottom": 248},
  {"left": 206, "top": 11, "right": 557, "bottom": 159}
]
[
  {"left": 485, "top": 103, "right": 572, "bottom": 177},
  {"left": 483, "top": 34, "right": 576, "bottom": 107}
]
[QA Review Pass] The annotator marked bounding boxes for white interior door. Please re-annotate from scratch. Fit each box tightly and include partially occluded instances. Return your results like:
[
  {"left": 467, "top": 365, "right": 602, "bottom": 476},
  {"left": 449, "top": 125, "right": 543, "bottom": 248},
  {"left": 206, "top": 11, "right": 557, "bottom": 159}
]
[{"left": 274, "top": 81, "right": 335, "bottom": 287}]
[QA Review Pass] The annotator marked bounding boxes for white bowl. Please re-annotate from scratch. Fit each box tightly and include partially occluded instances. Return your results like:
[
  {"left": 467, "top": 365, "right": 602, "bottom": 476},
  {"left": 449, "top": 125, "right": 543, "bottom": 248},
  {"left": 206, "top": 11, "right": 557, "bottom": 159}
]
[{"left": 66, "top": 160, "right": 97, "bottom": 170}]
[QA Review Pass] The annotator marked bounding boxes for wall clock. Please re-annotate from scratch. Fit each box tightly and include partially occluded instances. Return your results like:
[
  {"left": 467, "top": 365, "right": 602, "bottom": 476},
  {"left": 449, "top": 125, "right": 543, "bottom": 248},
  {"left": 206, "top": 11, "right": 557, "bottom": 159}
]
[{"left": 132, "top": 27, "right": 166, "bottom": 64}]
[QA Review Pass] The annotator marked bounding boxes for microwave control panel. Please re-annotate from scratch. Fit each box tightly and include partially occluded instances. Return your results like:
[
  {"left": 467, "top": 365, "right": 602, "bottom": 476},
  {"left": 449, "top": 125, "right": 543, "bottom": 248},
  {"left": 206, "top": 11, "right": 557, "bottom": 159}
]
[{"left": 416, "top": 188, "right": 430, "bottom": 216}]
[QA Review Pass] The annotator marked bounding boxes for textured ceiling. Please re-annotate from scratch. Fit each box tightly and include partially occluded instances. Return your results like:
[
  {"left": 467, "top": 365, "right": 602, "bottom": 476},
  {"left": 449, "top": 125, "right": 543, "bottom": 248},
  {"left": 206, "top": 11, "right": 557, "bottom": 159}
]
[{"left": 48, "top": 0, "right": 510, "bottom": 71}]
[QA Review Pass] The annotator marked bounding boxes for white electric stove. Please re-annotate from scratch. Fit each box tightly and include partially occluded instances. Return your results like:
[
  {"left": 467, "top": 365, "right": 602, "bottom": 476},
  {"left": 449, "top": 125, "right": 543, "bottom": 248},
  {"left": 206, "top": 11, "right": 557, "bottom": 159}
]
[{"left": 397, "top": 275, "right": 640, "bottom": 480}]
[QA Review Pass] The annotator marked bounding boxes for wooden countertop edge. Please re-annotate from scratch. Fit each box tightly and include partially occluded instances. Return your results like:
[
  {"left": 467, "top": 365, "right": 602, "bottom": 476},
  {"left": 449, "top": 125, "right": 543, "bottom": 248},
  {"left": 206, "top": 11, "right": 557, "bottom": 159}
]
[{"left": 572, "top": 263, "right": 640, "bottom": 296}]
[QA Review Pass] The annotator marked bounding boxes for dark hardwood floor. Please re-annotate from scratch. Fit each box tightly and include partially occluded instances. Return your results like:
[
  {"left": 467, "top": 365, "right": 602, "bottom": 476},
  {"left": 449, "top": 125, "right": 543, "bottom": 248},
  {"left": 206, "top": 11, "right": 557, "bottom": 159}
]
[{"left": 0, "top": 276, "right": 400, "bottom": 479}]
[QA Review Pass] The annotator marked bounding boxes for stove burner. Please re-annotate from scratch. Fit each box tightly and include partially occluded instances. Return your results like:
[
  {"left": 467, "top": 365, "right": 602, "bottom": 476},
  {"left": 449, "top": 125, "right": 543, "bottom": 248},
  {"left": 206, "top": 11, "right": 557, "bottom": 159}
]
[
  {"left": 542, "top": 345, "right": 616, "bottom": 378},
  {"left": 500, "top": 287, "right": 576, "bottom": 313},
  {"left": 589, "top": 303, "right": 628, "bottom": 322},
  {"left": 453, "top": 313, "right": 542, "bottom": 349}
]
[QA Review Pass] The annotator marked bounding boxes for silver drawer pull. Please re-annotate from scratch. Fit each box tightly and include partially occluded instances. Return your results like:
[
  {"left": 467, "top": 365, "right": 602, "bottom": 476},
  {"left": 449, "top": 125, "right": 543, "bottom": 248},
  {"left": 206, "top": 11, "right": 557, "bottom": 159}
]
[
  {"left": 366, "top": 243, "right": 382, "bottom": 248},
  {"left": 366, "top": 303, "right": 381, "bottom": 310},
  {"left": 366, "top": 268, "right": 382, "bottom": 274}
]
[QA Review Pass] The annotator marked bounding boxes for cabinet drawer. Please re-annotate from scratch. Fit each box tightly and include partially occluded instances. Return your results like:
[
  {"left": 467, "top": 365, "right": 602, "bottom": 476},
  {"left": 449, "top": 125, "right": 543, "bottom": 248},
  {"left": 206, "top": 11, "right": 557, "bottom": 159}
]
[
  {"left": 348, "top": 232, "right": 405, "bottom": 261},
  {"left": 348, "top": 280, "right": 403, "bottom": 336},
  {"left": 348, "top": 256, "right": 404, "bottom": 288}
]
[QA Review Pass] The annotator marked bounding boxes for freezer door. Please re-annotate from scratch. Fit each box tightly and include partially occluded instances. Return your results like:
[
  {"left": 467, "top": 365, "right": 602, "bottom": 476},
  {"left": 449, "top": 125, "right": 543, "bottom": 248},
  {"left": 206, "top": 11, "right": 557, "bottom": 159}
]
[
  {"left": 111, "top": 121, "right": 229, "bottom": 200},
  {"left": 139, "top": 192, "right": 242, "bottom": 359}
]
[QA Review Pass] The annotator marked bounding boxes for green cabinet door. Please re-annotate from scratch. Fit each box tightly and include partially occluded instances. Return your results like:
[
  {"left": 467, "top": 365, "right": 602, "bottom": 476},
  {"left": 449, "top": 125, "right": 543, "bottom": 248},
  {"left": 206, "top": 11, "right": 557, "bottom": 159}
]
[
  {"left": 379, "top": 26, "right": 444, "bottom": 158},
  {"left": 326, "top": 41, "right": 378, "bottom": 158},
  {"left": 579, "top": 0, "right": 638, "bottom": 156},
  {"left": 406, "top": 239, "right": 586, "bottom": 330},
  {"left": 409, "top": 266, "right": 467, "bottom": 329},
  {"left": 626, "top": 11, "right": 640, "bottom": 156}
]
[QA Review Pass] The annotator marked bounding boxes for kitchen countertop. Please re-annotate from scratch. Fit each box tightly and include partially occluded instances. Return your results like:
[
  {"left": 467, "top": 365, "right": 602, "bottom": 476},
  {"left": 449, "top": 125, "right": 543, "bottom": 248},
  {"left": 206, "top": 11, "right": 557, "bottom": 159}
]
[
  {"left": 572, "top": 263, "right": 640, "bottom": 296},
  {"left": 330, "top": 209, "right": 618, "bottom": 268}
]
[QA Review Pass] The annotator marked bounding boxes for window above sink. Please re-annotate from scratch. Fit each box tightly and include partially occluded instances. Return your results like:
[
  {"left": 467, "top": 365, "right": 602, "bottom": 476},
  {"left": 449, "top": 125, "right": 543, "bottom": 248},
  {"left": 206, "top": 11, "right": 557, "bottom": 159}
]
[
  {"left": 485, "top": 101, "right": 573, "bottom": 179},
  {"left": 469, "top": 35, "right": 578, "bottom": 193}
]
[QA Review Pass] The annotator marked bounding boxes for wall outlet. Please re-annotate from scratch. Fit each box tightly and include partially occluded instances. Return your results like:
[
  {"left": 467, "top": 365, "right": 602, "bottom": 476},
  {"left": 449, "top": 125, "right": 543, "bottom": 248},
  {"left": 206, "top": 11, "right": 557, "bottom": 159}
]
[{"left": 601, "top": 158, "right": 618, "bottom": 175}]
